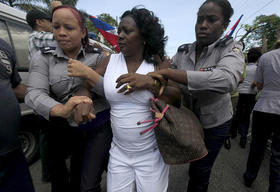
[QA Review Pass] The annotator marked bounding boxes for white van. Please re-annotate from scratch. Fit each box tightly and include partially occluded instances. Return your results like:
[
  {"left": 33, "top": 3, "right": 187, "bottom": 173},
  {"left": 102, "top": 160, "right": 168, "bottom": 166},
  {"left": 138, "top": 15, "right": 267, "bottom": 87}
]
[{"left": 0, "top": 2, "right": 39, "bottom": 164}]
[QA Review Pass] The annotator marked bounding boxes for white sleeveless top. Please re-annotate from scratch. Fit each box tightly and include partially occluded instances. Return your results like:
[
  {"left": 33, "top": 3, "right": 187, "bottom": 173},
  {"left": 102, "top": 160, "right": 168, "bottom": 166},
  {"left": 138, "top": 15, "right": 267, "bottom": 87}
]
[{"left": 104, "top": 53, "right": 157, "bottom": 152}]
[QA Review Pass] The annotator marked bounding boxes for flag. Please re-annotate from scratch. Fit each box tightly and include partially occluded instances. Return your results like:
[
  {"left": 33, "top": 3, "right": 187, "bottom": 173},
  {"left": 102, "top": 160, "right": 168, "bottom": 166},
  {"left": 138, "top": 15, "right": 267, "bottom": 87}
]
[
  {"left": 89, "top": 16, "right": 119, "bottom": 52},
  {"left": 225, "top": 14, "right": 243, "bottom": 38}
]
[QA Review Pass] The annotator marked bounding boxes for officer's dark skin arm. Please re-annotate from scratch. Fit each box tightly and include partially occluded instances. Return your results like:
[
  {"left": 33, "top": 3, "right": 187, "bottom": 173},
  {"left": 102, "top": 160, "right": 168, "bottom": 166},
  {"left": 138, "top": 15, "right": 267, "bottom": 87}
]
[{"left": 157, "top": 68, "right": 188, "bottom": 86}]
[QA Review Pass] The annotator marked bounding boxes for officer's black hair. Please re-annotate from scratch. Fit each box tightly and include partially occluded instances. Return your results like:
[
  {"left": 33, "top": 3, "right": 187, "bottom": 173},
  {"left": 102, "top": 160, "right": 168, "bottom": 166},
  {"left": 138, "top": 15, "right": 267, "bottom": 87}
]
[
  {"left": 52, "top": 5, "right": 96, "bottom": 53},
  {"left": 199, "top": 0, "right": 234, "bottom": 26},
  {"left": 247, "top": 47, "right": 262, "bottom": 63},
  {"left": 120, "top": 6, "right": 167, "bottom": 65}
]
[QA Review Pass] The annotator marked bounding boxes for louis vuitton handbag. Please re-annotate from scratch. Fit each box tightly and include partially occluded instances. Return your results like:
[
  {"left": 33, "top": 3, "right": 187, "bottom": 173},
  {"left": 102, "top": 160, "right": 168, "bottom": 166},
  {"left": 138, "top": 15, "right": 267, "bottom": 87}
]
[{"left": 138, "top": 72, "right": 208, "bottom": 165}]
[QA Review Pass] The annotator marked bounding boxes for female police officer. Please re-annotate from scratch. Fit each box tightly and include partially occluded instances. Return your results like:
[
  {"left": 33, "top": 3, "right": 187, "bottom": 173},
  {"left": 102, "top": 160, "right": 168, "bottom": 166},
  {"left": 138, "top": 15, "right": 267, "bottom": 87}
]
[
  {"left": 158, "top": 0, "right": 244, "bottom": 191},
  {"left": 25, "top": 5, "right": 112, "bottom": 192}
]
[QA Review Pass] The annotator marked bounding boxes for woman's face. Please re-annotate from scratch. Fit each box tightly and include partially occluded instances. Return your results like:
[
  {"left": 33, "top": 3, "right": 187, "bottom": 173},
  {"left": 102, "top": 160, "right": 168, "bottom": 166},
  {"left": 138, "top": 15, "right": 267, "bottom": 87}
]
[
  {"left": 52, "top": 8, "right": 85, "bottom": 57},
  {"left": 117, "top": 16, "right": 144, "bottom": 56},
  {"left": 195, "top": 2, "right": 227, "bottom": 47}
]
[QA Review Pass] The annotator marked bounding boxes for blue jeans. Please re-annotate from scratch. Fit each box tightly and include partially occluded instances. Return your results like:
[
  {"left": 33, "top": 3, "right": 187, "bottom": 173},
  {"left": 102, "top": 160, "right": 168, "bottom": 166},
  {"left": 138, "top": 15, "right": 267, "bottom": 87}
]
[
  {"left": 0, "top": 148, "right": 35, "bottom": 192},
  {"left": 236, "top": 94, "right": 256, "bottom": 142},
  {"left": 187, "top": 119, "right": 231, "bottom": 192},
  {"left": 244, "top": 111, "right": 280, "bottom": 192}
]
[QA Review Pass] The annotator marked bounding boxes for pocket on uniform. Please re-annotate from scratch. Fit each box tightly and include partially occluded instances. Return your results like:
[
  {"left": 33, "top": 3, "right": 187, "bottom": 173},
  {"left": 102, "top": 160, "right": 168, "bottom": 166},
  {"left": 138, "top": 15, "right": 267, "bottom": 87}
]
[
  {"left": 200, "top": 104, "right": 219, "bottom": 126},
  {"left": 50, "top": 75, "right": 73, "bottom": 97},
  {"left": 200, "top": 98, "right": 228, "bottom": 126},
  {"left": 200, "top": 110, "right": 216, "bottom": 126}
]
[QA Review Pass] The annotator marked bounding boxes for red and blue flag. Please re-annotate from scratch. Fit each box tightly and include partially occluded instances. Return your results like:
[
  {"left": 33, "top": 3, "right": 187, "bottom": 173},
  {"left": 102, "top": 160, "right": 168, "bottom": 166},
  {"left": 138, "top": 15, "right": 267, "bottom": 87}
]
[
  {"left": 89, "top": 16, "right": 119, "bottom": 52},
  {"left": 225, "top": 14, "right": 243, "bottom": 38}
]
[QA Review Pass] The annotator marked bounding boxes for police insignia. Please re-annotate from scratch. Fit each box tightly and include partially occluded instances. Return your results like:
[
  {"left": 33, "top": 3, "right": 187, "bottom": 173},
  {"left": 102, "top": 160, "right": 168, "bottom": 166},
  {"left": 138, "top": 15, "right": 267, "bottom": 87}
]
[
  {"left": 199, "top": 66, "right": 216, "bottom": 72},
  {"left": 0, "top": 50, "right": 12, "bottom": 75},
  {"left": 40, "top": 46, "right": 56, "bottom": 54},
  {"left": 232, "top": 47, "right": 240, "bottom": 53}
]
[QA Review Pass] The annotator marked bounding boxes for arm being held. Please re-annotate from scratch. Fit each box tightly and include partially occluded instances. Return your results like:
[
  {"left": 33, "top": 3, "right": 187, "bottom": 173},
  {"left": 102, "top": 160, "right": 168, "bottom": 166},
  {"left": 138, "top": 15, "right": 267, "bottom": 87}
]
[
  {"left": 68, "top": 58, "right": 101, "bottom": 86},
  {"left": 25, "top": 52, "right": 94, "bottom": 121},
  {"left": 50, "top": 96, "right": 95, "bottom": 120}
]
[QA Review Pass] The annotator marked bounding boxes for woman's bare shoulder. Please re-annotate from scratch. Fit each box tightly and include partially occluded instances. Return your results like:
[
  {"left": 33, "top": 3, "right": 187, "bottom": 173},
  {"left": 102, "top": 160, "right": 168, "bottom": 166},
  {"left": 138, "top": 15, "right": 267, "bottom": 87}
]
[{"left": 96, "top": 55, "right": 111, "bottom": 76}]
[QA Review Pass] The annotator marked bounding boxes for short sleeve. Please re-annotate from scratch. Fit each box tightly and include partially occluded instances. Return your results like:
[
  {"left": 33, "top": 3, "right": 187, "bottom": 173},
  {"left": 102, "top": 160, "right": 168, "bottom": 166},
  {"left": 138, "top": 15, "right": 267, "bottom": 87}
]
[{"left": 255, "top": 56, "right": 264, "bottom": 84}]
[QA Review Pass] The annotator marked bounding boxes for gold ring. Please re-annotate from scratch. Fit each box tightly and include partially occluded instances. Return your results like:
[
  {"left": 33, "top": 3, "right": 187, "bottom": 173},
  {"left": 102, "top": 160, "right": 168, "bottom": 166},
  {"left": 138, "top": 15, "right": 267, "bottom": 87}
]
[{"left": 126, "top": 84, "right": 132, "bottom": 90}]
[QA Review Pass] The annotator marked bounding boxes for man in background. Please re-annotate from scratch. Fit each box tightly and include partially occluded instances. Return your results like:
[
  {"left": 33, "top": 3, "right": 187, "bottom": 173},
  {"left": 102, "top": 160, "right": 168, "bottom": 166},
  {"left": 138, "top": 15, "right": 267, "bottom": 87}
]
[{"left": 26, "top": 9, "right": 54, "bottom": 60}]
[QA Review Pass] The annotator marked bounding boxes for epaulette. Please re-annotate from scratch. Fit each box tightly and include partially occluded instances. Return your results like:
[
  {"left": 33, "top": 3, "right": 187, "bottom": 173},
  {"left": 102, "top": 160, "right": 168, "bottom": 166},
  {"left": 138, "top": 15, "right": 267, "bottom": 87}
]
[
  {"left": 177, "top": 44, "right": 191, "bottom": 53},
  {"left": 40, "top": 46, "right": 56, "bottom": 54},
  {"left": 215, "top": 37, "right": 233, "bottom": 48}
]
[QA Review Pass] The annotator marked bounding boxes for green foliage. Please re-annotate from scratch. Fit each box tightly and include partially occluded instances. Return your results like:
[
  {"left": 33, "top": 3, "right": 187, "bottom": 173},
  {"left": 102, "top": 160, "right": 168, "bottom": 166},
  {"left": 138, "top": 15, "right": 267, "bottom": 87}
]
[
  {"left": 1, "top": 0, "right": 78, "bottom": 13},
  {"left": 244, "top": 14, "right": 280, "bottom": 50},
  {"left": 97, "top": 13, "right": 118, "bottom": 26},
  {"left": 1, "top": 0, "right": 46, "bottom": 12}
]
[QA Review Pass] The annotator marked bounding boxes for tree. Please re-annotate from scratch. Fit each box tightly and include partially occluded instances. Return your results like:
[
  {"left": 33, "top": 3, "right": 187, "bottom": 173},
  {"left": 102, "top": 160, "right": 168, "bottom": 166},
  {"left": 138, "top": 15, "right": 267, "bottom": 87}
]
[
  {"left": 0, "top": 0, "right": 46, "bottom": 12},
  {"left": 0, "top": 0, "right": 78, "bottom": 13},
  {"left": 242, "top": 14, "right": 280, "bottom": 51},
  {"left": 40, "top": 0, "right": 78, "bottom": 13},
  {"left": 97, "top": 13, "right": 118, "bottom": 27}
]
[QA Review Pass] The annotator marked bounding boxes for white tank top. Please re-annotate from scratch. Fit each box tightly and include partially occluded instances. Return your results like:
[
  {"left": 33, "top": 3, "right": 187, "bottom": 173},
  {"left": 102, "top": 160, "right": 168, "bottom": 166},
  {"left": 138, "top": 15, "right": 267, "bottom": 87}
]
[{"left": 104, "top": 53, "right": 157, "bottom": 152}]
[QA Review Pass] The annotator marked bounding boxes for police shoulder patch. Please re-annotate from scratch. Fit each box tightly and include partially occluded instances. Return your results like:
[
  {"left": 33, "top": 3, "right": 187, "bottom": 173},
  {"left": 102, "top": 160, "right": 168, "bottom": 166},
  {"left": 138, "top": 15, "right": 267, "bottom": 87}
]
[
  {"left": 40, "top": 46, "right": 56, "bottom": 54},
  {"left": 232, "top": 47, "right": 240, "bottom": 53},
  {"left": 177, "top": 44, "right": 191, "bottom": 53},
  {"left": 215, "top": 37, "right": 233, "bottom": 48}
]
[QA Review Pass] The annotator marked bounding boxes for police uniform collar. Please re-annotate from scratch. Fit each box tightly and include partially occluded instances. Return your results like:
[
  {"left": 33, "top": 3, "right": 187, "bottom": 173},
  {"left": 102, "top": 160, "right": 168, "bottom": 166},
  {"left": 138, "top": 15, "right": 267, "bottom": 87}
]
[
  {"left": 247, "top": 62, "right": 257, "bottom": 66},
  {"left": 193, "top": 39, "right": 218, "bottom": 55},
  {"left": 54, "top": 46, "right": 86, "bottom": 59},
  {"left": 196, "top": 37, "right": 233, "bottom": 56}
]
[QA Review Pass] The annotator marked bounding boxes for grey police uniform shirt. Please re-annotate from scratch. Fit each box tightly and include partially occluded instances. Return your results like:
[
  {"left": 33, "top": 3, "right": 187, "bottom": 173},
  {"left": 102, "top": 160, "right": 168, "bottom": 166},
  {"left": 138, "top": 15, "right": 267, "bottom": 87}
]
[
  {"left": 238, "top": 62, "right": 257, "bottom": 94},
  {"left": 173, "top": 38, "right": 244, "bottom": 128},
  {"left": 253, "top": 48, "right": 280, "bottom": 115},
  {"left": 25, "top": 45, "right": 109, "bottom": 121}
]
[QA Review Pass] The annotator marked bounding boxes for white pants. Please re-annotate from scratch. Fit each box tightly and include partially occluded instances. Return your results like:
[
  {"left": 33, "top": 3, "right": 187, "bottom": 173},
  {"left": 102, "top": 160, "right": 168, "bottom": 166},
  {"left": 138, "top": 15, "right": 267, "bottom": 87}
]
[{"left": 107, "top": 143, "right": 169, "bottom": 192}]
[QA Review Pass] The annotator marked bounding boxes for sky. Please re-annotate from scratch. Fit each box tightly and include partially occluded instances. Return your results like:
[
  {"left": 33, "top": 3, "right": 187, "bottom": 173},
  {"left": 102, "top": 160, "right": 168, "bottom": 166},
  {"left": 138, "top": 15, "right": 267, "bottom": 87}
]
[{"left": 76, "top": 0, "right": 280, "bottom": 57}]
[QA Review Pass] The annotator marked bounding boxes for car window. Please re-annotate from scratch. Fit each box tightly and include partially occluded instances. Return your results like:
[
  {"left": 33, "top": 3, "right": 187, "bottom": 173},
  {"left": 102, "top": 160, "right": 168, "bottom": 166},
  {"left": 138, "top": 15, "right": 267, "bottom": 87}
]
[
  {"left": 0, "top": 20, "right": 12, "bottom": 46},
  {"left": 7, "top": 20, "right": 31, "bottom": 71}
]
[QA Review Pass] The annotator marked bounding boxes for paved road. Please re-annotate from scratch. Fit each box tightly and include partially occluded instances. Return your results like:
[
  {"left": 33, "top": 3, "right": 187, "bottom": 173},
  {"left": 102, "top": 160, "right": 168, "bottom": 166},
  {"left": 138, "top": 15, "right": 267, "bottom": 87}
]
[{"left": 30, "top": 137, "right": 270, "bottom": 192}]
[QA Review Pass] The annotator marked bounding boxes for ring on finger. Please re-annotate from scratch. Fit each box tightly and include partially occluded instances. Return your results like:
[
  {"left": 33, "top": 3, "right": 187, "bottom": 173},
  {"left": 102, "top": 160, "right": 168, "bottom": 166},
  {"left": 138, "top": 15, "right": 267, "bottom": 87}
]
[{"left": 126, "top": 84, "right": 132, "bottom": 91}]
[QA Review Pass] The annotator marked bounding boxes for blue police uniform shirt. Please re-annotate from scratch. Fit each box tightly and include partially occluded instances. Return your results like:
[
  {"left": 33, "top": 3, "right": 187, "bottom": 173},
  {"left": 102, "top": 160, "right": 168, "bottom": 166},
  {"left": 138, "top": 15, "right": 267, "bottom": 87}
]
[{"left": 0, "top": 38, "right": 22, "bottom": 156}]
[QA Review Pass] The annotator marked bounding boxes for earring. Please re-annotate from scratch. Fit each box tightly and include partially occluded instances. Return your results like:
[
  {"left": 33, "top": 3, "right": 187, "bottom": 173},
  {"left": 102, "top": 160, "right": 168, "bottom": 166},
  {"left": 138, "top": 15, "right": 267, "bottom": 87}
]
[{"left": 144, "top": 41, "right": 146, "bottom": 45}]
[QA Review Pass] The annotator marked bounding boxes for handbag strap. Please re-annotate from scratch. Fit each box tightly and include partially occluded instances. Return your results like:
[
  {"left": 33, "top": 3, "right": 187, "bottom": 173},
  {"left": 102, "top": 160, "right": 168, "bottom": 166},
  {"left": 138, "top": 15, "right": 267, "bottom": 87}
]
[{"left": 137, "top": 98, "right": 169, "bottom": 135}]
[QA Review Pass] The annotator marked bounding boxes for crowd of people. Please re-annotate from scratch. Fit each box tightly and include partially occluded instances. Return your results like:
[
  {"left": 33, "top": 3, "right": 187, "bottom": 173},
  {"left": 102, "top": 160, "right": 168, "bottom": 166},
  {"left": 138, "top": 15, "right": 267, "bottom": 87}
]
[{"left": 0, "top": 0, "right": 279, "bottom": 192}]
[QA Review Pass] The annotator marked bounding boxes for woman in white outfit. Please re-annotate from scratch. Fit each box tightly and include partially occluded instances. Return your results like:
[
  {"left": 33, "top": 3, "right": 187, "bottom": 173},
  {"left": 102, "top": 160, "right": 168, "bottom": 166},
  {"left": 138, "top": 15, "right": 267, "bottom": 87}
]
[{"left": 67, "top": 7, "right": 181, "bottom": 192}]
